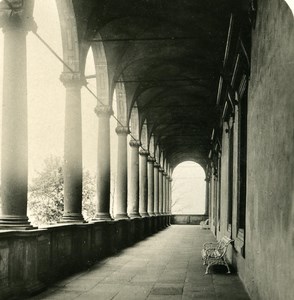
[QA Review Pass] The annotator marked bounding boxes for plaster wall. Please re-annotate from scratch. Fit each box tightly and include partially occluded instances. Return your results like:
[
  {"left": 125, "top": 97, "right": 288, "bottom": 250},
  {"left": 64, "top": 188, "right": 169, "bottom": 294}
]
[
  {"left": 219, "top": 127, "right": 230, "bottom": 238},
  {"left": 242, "top": 1, "right": 294, "bottom": 299}
]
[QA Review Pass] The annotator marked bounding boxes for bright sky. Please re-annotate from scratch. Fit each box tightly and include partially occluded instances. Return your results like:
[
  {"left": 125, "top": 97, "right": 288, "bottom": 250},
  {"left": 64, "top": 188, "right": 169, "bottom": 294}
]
[{"left": 172, "top": 162, "right": 206, "bottom": 214}]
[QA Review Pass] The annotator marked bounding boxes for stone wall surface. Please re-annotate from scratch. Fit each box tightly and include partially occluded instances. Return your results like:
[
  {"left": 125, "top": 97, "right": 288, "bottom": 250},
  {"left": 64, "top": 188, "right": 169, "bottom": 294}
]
[
  {"left": 0, "top": 216, "right": 170, "bottom": 299},
  {"left": 171, "top": 214, "right": 207, "bottom": 225},
  {"left": 219, "top": 126, "right": 230, "bottom": 238},
  {"left": 244, "top": 1, "right": 294, "bottom": 299}
]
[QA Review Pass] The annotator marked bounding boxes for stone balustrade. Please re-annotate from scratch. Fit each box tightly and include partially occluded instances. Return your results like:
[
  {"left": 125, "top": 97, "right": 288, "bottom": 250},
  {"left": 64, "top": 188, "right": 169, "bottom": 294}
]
[{"left": 0, "top": 215, "right": 170, "bottom": 299}]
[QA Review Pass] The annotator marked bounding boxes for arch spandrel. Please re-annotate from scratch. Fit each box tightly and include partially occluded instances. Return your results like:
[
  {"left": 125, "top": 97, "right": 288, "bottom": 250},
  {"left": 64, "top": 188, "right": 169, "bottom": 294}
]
[
  {"left": 56, "top": 0, "right": 81, "bottom": 72},
  {"left": 149, "top": 135, "right": 155, "bottom": 157},
  {"left": 129, "top": 104, "right": 139, "bottom": 140},
  {"left": 115, "top": 80, "right": 128, "bottom": 127},
  {"left": 159, "top": 151, "right": 165, "bottom": 167},
  {"left": 91, "top": 37, "right": 111, "bottom": 106},
  {"left": 140, "top": 120, "right": 148, "bottom": 150},
  {"left": 155, "top": 145, "right": 160, "bottom": 163}
]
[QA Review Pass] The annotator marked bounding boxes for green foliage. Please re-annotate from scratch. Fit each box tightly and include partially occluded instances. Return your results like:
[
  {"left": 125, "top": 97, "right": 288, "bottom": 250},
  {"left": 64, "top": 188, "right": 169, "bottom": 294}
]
[{"left": 28, "top": 156, "right": 96, "bottom": 226}]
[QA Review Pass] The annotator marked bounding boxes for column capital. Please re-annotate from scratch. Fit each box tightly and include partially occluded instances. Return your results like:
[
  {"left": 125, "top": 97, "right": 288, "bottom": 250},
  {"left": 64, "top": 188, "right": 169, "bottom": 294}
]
[
  {"left": 154, "top": 162, "right": 160, "bottom": 168},
  {"left": 139, "top": 149, "right": 149, "bottom": 156},
  {"left": 115, "top": 126, "right": 130, "bottom": 135},
  {"left": 168, "top": 177, "right": 173, "bottom": 182},
  {"left": 129, "top": 139, "right": 141, "bottom": 148},
  {"left": 159, "top": 167, "right": 164, "bottom": 173},
  {"left": 163, "top": 172, "right": 168, "bottom": 177},
  {"left": 60, "top": 72, "right": 86, "bottom": 88},
  {"left": 94, "top": 105, "right": 113, "bottom": 117},
  {"left": 147, "top": 156, "right": 156, "bottom": 163},
  {"left": 0, "top": 0, "right": 37, "bottom": 32}
]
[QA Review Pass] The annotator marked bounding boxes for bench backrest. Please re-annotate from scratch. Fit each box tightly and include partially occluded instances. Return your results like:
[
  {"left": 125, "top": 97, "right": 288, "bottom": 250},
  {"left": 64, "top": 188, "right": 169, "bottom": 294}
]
[{"left": 216, "top": 236, "right": 234, "bottom": 257}]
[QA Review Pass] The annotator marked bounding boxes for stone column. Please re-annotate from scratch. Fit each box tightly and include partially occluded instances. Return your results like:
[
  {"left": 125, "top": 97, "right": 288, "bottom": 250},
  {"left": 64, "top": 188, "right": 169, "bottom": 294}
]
[
  {"left": 114, "top": 126, "right": 129, "bottom": 219},
  {"left": 168, "top": 177, "right": 173, "bottom": 214},
  {"left": 147, "top": 157, "right": 156, "bottom": 215},
  {"left": 0, "top": 6, "right": 35, "bottom": 228},
  {"left": 128, "top": 140, "right": 141, "bottom": 218},
  {"left": 93, "top": 105, "right": 113, "bottom": 220},
  {"left": 162, "top": 172, "right": 167, "bottom": 214},
  {"left": 158, "top": 167, "right": 164, "bottom": 214},
  {"left": 153, "top": 162, "right": 160, "bottom": 215},
  {"left": 165, "top": 176, "right": 170, "bottom": 214},
  {"left": 60, "top": 72, "right": 85, "bottom": 223},
  {"left": 139, "top": 149, "right": 149, "bottom": 217},
  {"left": 204, "top": 178, "right": 210, "bottom": 215}
]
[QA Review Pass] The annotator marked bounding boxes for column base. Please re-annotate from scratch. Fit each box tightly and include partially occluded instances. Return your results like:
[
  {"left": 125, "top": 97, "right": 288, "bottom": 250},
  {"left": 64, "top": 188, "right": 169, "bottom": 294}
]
[
  {"left": 59, "top": 213, "right": 85, "bottom": 223},
  {"left": 148, "top": 212, "right": 156, "bottom": 216},
  {"left": 139, "top": 212, "right": 149, "bottom": 217},
  {"left": 92, "top": 213, "right": 113, "bottom": 221},
  {"left": 128, "top": 213, "right": 141, "bottom": 218},
  {"left": 0, "top": 215, "right": 34, "bottom": 230},
  {"left": 114, "top": 213, "right": 129, "bottom": 220}
]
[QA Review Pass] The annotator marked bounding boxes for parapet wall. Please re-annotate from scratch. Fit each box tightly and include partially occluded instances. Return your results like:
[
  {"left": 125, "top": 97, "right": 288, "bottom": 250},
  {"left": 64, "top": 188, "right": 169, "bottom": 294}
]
[
  {"left": 0, "top": 215, "right": 170, "bottom": 299},
  {"left": 171, "top": 214, "right": 208, "bottom": 225}
]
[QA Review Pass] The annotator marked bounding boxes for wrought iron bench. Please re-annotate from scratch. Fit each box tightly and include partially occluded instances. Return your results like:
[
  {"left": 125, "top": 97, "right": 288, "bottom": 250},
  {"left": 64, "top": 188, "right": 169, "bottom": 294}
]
[
  {"left": 200, "top": 218, "right": 210, "bottom": 229},
  {"left": 201, "top": 236, "right": 233, "bottom": 274}
]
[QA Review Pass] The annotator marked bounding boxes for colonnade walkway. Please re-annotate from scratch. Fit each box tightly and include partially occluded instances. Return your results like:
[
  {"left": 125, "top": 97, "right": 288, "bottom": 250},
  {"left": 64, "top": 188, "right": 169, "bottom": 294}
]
[{"left": 31, "top": 225, "right": 250, "bottom": 300}]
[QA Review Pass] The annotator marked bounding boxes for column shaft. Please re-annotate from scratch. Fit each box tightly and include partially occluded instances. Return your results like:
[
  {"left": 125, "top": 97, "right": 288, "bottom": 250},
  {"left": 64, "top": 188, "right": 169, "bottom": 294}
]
[
  {"left": 114, "top": 126, "right": 129, "bottom": 219},
  {"left": 165, "top": 176, "right": 170, "bottom": 214},
  {"left": 168, "top": 178, "right": 173, "bottom": 214},
  {"left": 158, "top": 168, "right": 164, "bottom": 214},
  {"left": 139, "top": 150, "right": 149, "bottom": 217},
  {"left": 162, "top": 173, "right": 167, "bottom": 214},
  {"left": 147, "top": 157, "right": 155, "bottom": 215},
  {"left": 0, "top": 24, "right": 31, "bottom": 227},
  {"left": 205, "top": 179, "right": 210, "bottom": 215},
  {"left": 94, "top": 106, "right": 112, "bottom": 220},
  {"left": 128, "top": 140, "right": 141, "bottom": 218},
  {"left": 61, "top": 73, "right": 84, "bottom": 222},
  {"left": 153, "top": 163, "right": 160, "bottom": 215}
]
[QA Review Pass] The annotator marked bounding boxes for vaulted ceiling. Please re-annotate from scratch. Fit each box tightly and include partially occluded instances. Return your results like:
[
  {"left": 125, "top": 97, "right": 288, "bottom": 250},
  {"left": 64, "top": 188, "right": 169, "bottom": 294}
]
[{"left": 72, "top": 0, "right": 246, "bottom": 168}]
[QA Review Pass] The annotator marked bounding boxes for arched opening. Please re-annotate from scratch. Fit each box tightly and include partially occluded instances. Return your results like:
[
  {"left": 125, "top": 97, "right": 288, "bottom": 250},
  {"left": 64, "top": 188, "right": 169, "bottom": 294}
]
[{"left": 171, "top": 161, "right": 206, "bottom": 215}]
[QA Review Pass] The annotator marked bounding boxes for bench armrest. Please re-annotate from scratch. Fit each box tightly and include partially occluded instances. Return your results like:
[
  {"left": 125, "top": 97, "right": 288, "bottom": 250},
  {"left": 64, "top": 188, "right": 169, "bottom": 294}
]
[
  {"left": 203, "top": 242, "right": 219, "bottom": 250},
  {"left": 205, "top": 249, "right": 217, "bottom": 256}
]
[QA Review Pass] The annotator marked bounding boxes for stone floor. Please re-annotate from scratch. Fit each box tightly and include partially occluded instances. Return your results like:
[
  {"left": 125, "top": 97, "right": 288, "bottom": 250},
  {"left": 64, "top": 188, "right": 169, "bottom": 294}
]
[{"left": 30, "top": 225, "right": 250, "bottom": 300}]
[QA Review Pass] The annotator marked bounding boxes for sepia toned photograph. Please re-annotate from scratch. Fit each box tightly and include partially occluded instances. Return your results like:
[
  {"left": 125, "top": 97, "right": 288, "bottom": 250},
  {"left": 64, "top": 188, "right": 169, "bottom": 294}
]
[{"left": 0, "top": 0, "right": 293, "bottom": 299}]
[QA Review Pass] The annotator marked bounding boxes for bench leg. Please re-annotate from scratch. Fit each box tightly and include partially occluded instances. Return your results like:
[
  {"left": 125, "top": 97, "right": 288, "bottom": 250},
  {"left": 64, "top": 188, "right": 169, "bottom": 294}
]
[
  {"left": 224, "top": 261, "right": 231, "bottom": 274},
  {"left": 205, "top": 264, "right": 211, "bottom": 275}
]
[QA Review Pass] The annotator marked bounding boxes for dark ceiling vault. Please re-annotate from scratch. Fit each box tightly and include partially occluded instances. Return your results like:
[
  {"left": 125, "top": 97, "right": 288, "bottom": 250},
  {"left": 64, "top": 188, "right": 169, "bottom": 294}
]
[{"left": 72, "top": 0, "right": 249, "bottom": 168}]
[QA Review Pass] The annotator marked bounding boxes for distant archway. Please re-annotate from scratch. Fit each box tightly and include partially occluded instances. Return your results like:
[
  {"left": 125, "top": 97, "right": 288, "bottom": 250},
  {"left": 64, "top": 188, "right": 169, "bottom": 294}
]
[{"left": 171, "top": 161, "right": 205, "bottom": 214}]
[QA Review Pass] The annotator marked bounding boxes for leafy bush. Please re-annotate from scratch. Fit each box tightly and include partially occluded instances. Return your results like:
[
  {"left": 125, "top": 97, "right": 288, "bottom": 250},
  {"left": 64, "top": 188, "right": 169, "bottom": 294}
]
[{"left": 28, "top": 156, "right": 96, "bottom": 226}]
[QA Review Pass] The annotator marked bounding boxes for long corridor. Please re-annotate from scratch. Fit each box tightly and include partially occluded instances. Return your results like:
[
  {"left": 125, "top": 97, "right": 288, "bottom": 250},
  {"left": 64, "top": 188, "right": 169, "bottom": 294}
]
[{"left": 31, "top": 226, "right": 250, "bottom": 300}]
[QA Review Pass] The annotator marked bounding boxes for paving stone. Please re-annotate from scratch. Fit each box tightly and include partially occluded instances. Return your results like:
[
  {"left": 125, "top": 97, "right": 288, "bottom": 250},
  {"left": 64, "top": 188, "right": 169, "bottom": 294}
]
[
  {"left": 182, "top": 294, "right": 217, "bottom": 300},
  {"left": 150, "top": 287, "right": 183, "bottom": 295},
  {"left": 113, "top": 284, "right": 153, "bottom": 300},
  {"left": 184, "top": 284, "right": 215, "bottom": 292},
  {"left": 147, "top": 295, "right": 183, "bottom": 300},
  {"left": 61, "top": 278, "right": 100, "bottom": 292},
  {"left": 34, "top": 289, "right": 82, "bottom": 300},
  {"left": 77, "top": 290, "right": 119, "bottom": 300}
]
